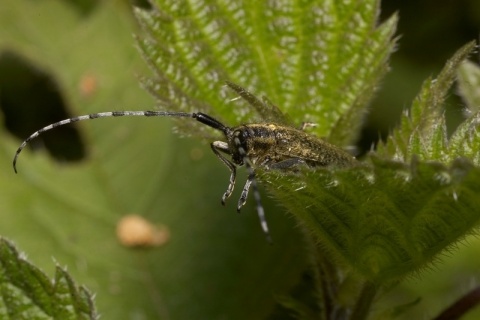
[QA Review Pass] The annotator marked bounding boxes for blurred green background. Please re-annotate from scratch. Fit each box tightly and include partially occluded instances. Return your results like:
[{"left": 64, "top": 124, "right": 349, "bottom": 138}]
[{"left": 0, "top": 0, "right": 480, "bottom": 319}]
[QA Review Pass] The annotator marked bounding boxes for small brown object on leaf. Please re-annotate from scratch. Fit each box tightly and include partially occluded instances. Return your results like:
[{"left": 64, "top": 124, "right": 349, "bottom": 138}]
[
  {"left": 79, "top": 73, "right": 98, "bottom": 97},
  {"left": 116, "top": 214, "right": 169, "bottom": 248}
]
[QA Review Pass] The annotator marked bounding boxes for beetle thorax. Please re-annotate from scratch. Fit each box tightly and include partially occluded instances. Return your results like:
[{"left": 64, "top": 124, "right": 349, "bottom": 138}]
[{"left": 229, "top": 124, "right": 277, "bottom": 167}]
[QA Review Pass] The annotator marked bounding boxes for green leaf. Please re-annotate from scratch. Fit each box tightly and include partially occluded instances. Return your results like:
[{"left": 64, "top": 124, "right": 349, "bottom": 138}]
[
  {"left": 0, "top": 1, "right": 306, "bottom": 319},
  {"left": 0, "top": 238, "right": 97, "bottom": 319},
  {"left": 448, "top": 111, "right": 480, "bottom": 165},
  {"left": 137, "top": 0, "right": 398, "bottom": 146},
  {"left": 262, "top": 42, "right": 480, "bottom": 287},
  {"left": 376, "top": 41, "right": 477, "bottom": 162},
  {"left": 450, "top": 60, "right": 480, "bottom": 165},
  {"left": 264, "top": 155, "right": 480, "bottom": 283}
]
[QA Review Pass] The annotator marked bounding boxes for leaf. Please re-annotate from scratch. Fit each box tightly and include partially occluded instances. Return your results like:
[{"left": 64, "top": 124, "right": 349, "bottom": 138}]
[
  {"left": 260, "top": 42, "right": 480, "bottom": 286},
  {"left": 449, "top": 60, "right": 480, "bottom": 165},
  {"left": 0, "top": 238, "right": 97, "bottom": 320},
  {"left": 0, "top": 1, "right": 307, "bottom": 319},
  {"left": 376, "top": 41, "right": 477, "bottom": 162},
  {"left": 264, "top": 155, "right": 480, "bottom": 283},
  {"left": 136, "top": 0, "right": 398, "bottom": 147},
  {"left": 448, "top": 110, "right": 480, "bottom": 165}
]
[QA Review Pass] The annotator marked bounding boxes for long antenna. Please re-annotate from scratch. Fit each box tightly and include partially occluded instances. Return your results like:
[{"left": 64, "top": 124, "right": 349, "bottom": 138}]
[{"left": 12, "top": 110, "right": 227, "bottom": 173}]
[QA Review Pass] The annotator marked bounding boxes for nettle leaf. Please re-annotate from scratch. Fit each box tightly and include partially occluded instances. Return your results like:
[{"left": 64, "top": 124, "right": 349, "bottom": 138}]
[
  {"left": 264, "top": 41, "right": 480, "bottom": 285},
  {"left": 448, "top": 111, "right": 480, "bottom": 165},
  {"left": 264, "top": 156, "right": 480, "bottom": 283},
  {"left": 376, "top": 41, "right": 476, "bottom": 162},
  {"left": 450, "top": 60, "right": 480, "bottom": 165},
  {"left": 0, "top": 238, "right": 97, "bottom": 320},
  {"left": 136, "top": 0, "right": 397, "bottom": 146}
]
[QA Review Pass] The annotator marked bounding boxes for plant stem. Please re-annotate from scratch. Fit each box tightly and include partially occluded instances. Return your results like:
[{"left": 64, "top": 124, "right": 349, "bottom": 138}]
[
  {"left": 433, "top": 286, "right": 480, "bottom": 320},
  {"left": 350, "top": 281, "right": 377, "bottom": 320}
]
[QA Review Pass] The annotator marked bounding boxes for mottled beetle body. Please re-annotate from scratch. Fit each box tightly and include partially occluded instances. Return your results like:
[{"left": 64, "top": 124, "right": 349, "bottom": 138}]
[
  {"left": 13, "top": 82, "right": 355, "bottom": 240},
  {"left": 228, "top": 124, "right": 354, "bottom": 169}
]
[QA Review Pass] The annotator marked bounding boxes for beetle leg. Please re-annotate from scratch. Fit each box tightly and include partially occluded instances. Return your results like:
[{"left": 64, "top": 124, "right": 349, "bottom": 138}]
[
  {"left": 237, "top": 171, "right": 253, "bottom": 212},
  {"left": 251, "top": 178, "right": 271, "bottom": 242},
  {"left": 238, "top": 163, "right": 271, "bottom": 242},
  {"left": 299, "top": 122, "right": 317, "bottom": 130},
  {"left": 211, "top": 141, "right": 236, "bottom": 205}
]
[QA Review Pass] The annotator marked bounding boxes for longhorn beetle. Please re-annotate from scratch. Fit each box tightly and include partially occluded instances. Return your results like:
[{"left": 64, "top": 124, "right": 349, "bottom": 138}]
[{"left": 13, "top": 81, "right": 356, "bottom": 241}]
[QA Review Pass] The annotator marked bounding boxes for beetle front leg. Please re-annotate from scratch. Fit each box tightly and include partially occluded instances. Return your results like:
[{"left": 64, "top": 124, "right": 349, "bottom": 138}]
[{"left": 211, "top": 141, "right": 237, "bottom": 205}]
